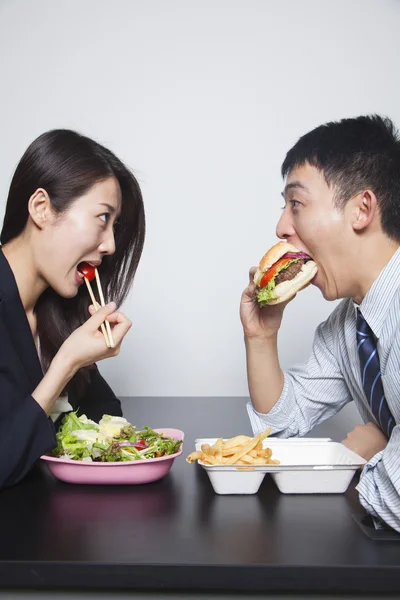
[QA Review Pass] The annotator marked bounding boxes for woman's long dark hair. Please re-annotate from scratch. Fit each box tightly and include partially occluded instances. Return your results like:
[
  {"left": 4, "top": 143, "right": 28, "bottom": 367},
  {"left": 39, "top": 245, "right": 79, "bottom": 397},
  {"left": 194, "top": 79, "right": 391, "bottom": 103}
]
[{"left": 1, "top": 129, "right": 145, "bottom": 392}]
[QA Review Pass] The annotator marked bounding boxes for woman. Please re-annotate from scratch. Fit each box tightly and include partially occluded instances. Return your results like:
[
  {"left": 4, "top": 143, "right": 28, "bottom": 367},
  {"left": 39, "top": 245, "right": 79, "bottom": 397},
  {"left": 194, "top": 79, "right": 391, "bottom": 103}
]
[{"left": 0, "top": 129, "right": 145, "bottom": 488}]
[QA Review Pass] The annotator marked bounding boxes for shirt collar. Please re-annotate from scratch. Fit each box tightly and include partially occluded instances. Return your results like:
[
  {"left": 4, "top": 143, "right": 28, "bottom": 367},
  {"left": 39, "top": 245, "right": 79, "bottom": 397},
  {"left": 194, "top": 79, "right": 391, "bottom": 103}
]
[{"left": 359, "top": 247, "right": 400, "bottom": 338}]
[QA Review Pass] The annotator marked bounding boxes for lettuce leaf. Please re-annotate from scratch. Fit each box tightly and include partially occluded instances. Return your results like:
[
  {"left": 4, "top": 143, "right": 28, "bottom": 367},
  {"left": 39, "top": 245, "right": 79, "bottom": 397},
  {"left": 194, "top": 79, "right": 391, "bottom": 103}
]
[{"left": 54, "top": 411, "right": 102, "bottom": 458}]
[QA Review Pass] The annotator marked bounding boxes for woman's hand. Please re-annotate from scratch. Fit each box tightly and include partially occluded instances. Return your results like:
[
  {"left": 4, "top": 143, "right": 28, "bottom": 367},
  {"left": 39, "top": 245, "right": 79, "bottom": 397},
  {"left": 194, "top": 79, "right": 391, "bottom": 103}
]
[
  {"left": 240, "top": 267, "right": 293, "bottom": 339},
  {"left": 32, "top": 303, "right": 132, "bottom": 413},
  {"left": 59, "top": 302, "right": 132, "bottom": 372}
]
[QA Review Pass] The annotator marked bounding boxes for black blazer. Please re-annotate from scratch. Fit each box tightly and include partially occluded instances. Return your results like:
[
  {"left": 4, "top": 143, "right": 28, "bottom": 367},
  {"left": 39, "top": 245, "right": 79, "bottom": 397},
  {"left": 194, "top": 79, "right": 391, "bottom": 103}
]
[{"left": 0, "top": 248, "right": 122, "bottom": 489}]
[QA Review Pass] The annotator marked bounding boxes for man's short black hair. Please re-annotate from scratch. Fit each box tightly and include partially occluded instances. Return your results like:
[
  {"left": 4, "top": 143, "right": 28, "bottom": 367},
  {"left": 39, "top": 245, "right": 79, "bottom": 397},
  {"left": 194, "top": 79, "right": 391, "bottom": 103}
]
[{"left": 281, "top": 114, "right": 400, "bottom": 242}]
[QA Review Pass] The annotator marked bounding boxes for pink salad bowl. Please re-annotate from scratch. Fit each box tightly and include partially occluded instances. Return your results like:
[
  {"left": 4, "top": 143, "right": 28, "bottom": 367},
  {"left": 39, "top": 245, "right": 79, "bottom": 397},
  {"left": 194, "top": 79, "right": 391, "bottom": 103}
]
[{"left": 40, "top": 428, "right": 184, "bottom": 485}]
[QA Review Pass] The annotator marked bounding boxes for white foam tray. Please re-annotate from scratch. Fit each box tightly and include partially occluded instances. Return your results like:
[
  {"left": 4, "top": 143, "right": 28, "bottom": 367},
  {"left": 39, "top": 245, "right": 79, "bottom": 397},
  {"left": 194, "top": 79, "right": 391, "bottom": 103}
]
[{"left": 195, "top": 437, "right": 366, "bottom": 495}]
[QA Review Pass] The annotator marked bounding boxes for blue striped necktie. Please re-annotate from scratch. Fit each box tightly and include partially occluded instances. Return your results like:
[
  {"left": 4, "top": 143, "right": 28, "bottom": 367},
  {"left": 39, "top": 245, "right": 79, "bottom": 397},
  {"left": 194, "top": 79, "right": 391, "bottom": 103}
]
[{"left": 356, "top": 308, "right": 395, "bottom": 437}]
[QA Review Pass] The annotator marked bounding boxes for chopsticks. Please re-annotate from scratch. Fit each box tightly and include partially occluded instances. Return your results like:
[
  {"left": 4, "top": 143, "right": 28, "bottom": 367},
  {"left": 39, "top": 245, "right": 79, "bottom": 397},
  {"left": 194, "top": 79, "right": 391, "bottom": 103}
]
[
  {"left": 83, "top": 269, "right": 115, "bottom": 348},
  {"left": 94, "top": 268, "right": 114, "bottom": 348}
]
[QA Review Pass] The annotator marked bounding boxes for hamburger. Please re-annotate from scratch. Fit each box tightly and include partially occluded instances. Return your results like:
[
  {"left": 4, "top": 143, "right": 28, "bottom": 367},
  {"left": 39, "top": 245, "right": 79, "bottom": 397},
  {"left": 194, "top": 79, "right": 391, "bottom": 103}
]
[{"left": 253, "top": 242, "right": 318, "bottom": 306}]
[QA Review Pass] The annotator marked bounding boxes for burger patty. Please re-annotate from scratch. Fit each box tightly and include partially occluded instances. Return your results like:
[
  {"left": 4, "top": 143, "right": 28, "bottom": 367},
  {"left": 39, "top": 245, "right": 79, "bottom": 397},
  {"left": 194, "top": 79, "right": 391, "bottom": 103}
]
[{"left": 274, "top": 259, "right": 305, "bottom": 285}]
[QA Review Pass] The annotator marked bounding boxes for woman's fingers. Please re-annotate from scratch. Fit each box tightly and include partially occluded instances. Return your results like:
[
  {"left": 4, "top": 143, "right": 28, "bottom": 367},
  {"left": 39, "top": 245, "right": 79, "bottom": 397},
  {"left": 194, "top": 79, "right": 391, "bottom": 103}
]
[
  {"left": 86, "top": 303, "right": 116, "bottom": 330},
  {"left": 104, "top": 311, "right": 122, "bottom": 323},
  {"left": 87, "top": 302, "right": 116, "bottom": 315},
  {"left": 106, "top": 311, "right": 132, "bottom": 346},
  {"left": 86, "top": 304, "right": 131, "bottom": 340}
]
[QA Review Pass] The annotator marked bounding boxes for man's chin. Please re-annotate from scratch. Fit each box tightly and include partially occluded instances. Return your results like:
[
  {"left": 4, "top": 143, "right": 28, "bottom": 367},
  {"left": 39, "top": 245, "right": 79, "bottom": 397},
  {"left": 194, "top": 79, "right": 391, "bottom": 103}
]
[
  {"left": 311, "top": 274, "right": 334, "bottom": 300},
  {"left": 319, "top": 287, "right": 341, "bottom": 302}
]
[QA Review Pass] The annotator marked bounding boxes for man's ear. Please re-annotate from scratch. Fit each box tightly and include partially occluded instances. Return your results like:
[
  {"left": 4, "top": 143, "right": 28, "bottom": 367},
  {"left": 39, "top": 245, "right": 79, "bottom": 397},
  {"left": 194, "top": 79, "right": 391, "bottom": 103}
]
[
  {"left": 351, "top": 190, "right": 378, "bottom": 232},
  {"left": 28, "top": 188, "right": 53, "bottom": 228}
]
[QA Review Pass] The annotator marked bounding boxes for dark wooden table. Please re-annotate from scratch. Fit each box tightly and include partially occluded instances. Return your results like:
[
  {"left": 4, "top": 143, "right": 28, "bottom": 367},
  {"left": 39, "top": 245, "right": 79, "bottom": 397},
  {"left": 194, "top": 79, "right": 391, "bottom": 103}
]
[{"left": 0, "top": 397, "right": 399, "bottom": 595}]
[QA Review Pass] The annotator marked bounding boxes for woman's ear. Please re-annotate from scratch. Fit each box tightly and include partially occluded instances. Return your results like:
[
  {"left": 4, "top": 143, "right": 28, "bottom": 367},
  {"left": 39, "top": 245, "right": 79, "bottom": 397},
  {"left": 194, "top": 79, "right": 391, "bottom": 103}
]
[
  {"left": 351, "top": 190, "right": 378, "bottom": 232},
  {"left": 28, "top": 188, "right": 52, "bottom": 228}
]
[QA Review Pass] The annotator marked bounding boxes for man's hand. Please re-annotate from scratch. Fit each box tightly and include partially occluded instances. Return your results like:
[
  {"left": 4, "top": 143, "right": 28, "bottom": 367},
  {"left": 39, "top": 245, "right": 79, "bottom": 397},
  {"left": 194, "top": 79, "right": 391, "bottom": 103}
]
[
  {"left": 342, "top": 422, "right": 388, "bottom": 461},
  {"left": 240, "top": 267, "right": 294, "bottom": 340}
]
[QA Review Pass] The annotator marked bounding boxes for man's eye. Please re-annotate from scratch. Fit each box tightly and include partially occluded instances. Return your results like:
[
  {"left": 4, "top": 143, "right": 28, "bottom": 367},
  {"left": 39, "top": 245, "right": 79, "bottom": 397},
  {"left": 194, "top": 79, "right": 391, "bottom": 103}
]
[{"left": 281, "top": 200, "right": 300, "bottom": 210}]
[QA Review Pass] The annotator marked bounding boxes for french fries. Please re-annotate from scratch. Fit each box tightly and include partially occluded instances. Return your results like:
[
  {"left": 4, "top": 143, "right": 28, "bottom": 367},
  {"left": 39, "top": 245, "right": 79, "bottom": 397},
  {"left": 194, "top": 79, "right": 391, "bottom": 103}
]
[{"left": 186, "top": 428, "right": 280, "bottom": 466}]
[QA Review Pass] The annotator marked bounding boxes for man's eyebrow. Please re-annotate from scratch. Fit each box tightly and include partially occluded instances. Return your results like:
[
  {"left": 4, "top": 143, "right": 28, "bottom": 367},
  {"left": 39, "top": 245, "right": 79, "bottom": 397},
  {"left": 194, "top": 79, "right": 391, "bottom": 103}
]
[{"left": 281, "top": 181, "right": 310, "bottom": 198}]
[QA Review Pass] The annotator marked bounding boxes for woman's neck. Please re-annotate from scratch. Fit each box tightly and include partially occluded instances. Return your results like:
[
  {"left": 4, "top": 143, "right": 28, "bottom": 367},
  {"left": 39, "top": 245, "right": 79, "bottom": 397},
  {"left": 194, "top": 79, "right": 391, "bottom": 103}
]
[{"left": 2, "top": 234, "right": 48, "bottom": 313}]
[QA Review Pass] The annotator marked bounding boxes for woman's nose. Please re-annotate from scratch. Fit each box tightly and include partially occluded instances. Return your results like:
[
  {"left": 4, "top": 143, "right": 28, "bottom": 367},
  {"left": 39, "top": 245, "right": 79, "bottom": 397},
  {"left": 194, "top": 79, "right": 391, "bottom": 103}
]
[{"left": 99, "top": 230, "right": 116, "bottom": 255}]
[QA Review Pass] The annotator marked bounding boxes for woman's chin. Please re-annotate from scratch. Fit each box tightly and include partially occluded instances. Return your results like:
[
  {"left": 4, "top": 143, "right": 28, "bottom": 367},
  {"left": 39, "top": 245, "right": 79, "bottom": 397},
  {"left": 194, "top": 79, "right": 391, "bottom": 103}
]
[{"left": 55, "top": 284, "right": 80, "bottom": 299}]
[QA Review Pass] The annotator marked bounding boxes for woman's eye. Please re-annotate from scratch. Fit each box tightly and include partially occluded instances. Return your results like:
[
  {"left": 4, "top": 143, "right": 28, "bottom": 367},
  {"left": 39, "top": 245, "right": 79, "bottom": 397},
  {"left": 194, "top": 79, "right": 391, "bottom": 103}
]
[{"left": 99, "top": 213, "right": 109, "bottom": 223}]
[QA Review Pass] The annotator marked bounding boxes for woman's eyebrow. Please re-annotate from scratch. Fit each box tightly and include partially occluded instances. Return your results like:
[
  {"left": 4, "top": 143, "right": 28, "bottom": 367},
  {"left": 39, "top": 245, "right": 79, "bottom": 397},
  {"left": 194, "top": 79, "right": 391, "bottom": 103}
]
[{"left": 99, "top": 202, "right": 121, "bottom": 217}]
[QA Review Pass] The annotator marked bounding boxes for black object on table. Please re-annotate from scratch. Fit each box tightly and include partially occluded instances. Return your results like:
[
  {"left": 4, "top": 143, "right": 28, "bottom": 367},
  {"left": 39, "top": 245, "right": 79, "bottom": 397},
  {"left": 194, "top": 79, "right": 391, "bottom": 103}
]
[{"left": 0, "top": 396, "right": 400, "bottom": 595}]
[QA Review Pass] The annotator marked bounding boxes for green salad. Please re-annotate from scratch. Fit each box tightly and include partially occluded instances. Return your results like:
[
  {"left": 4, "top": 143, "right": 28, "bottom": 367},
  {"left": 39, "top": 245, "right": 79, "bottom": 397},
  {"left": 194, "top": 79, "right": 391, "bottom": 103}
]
[{"left": 53, "top": 412, "right": 183, "bottom": 462}]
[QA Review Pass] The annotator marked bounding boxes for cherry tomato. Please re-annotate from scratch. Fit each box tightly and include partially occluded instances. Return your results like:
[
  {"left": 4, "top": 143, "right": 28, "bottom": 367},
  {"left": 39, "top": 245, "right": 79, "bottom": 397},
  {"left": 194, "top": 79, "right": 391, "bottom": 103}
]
[
  {"left": 132, "top": 439, "right": 147, "bottom": 450},
  {"left": 259, "top": 258, "right": 290, "bottom": 289},
  {"left": 78, "top": 262, "right": 96, "bottom": 281}
]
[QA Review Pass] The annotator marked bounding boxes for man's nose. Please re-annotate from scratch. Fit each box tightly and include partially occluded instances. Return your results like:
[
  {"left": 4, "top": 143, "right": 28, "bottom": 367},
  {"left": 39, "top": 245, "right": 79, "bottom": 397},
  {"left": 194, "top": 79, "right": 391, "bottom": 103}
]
[{"left": 276, "top": 209, "right": 296, "bottom": 240}]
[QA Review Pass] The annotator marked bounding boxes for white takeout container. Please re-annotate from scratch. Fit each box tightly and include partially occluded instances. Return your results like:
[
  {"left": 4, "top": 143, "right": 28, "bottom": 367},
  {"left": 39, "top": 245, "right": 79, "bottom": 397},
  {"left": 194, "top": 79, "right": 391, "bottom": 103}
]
[{"left": 195, "top": 437, "right": 366, "bottom": 495}]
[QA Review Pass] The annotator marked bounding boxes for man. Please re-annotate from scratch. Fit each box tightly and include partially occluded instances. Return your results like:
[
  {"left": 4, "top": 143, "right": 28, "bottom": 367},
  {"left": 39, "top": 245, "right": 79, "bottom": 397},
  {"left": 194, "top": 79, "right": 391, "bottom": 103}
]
[{"left": 241, "top": 115, "right": 400, "bottom": 531}]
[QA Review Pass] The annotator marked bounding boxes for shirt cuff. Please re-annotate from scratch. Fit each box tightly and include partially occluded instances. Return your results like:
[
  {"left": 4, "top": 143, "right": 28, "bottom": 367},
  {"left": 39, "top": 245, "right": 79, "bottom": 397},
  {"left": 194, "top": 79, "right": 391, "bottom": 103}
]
[{"left": 355, "top": 451, "right": 384, "bottom": 521}]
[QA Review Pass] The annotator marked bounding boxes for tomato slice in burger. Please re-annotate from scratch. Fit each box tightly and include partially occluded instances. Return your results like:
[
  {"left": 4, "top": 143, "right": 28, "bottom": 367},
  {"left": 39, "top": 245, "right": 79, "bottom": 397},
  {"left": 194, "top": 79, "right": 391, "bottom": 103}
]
[{"left": 259, "top": 258, "right": 291, "bottom": 289}]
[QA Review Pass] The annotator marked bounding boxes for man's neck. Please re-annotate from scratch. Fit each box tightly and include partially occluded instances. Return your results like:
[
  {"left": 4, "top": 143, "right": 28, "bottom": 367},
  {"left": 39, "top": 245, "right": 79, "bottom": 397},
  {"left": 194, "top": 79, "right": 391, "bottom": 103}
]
[{"left": 351, "top": 238, "right": 399, "bottom": 304}]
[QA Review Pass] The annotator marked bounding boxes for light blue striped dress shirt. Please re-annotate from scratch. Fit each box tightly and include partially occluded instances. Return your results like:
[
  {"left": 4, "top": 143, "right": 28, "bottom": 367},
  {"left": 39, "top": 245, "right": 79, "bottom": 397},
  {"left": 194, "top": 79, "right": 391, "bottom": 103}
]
[{"left": 247, "top": 248, "right": 400, "bottom": 532}]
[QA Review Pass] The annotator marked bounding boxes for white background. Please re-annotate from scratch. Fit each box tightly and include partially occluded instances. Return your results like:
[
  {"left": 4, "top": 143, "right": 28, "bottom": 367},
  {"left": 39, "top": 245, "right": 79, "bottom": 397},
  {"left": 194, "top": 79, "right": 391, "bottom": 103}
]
[{"left": 1, "top": 0, "right": 400, "bottom": 433}]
